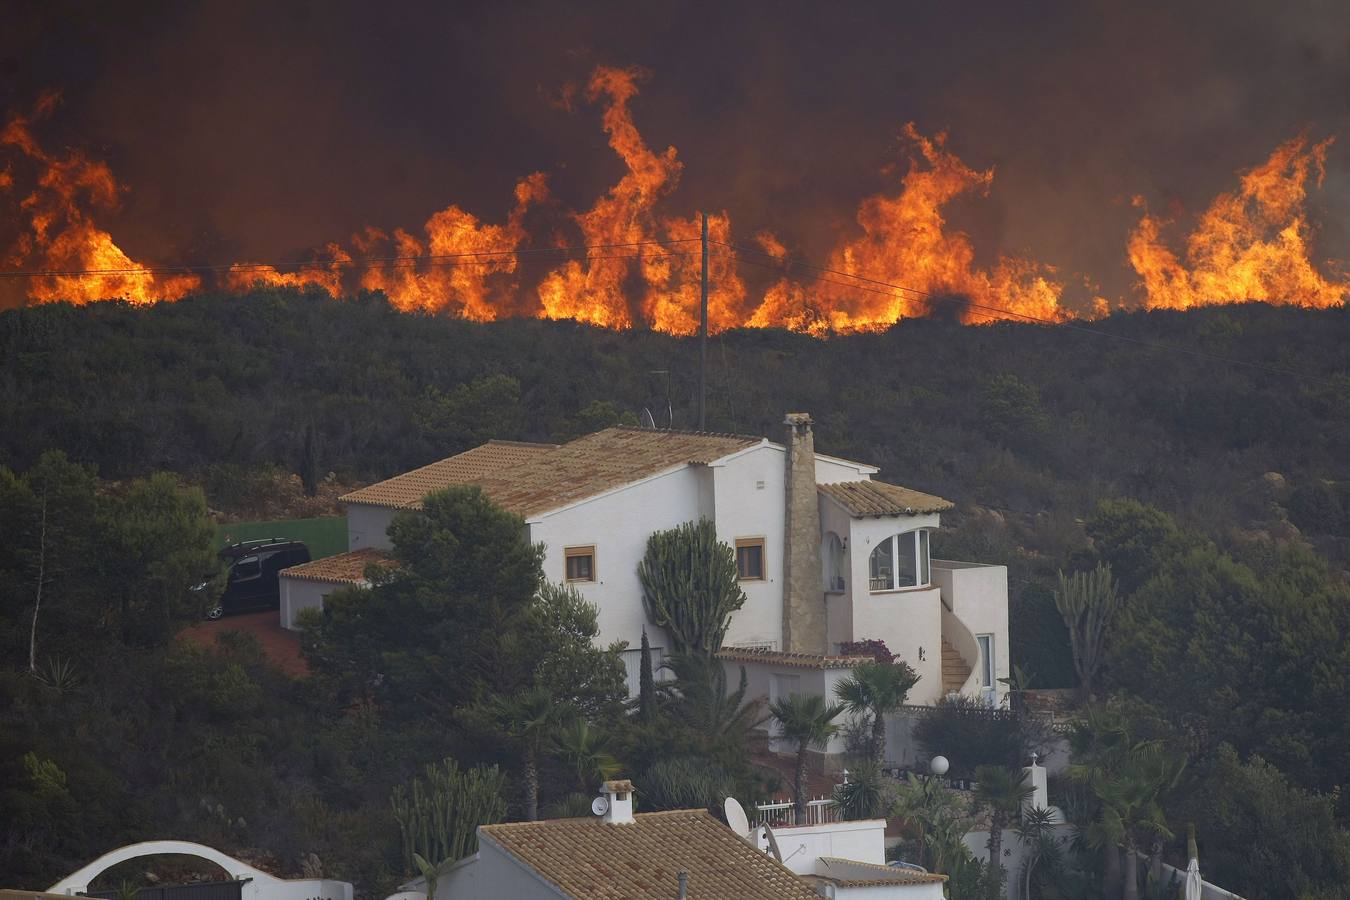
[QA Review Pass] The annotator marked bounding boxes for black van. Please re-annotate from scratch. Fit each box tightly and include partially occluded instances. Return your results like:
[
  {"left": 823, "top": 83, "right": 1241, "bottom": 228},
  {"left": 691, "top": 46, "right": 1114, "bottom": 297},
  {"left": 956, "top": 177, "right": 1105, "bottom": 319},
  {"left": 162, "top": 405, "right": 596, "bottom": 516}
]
[{"left": 200, "top": 539, "right": 311, "bottom": 619}]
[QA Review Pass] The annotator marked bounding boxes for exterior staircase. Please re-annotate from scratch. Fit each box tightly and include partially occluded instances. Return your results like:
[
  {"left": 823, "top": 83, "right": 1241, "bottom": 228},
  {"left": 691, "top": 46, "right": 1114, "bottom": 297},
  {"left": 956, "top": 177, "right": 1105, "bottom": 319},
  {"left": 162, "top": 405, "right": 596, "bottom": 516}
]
[{"left": 941, "top": 638, "right": 972, "bottom": 694}]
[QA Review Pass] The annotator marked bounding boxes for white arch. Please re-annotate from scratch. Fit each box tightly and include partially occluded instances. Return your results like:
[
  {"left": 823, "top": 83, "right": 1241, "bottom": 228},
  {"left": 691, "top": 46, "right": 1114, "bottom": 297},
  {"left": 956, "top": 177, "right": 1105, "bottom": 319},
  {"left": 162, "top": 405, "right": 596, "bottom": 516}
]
[{"left": 48, "top": 840, "right": 283, "bottom": 895}]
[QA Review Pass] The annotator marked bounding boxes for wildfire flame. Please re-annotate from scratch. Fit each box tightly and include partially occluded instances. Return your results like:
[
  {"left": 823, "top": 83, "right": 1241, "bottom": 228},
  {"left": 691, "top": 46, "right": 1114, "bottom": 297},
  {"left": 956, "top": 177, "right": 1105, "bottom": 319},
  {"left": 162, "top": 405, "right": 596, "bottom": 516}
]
[
  {"left": 1, "top": 93, "right": 200, "bottom": 305},
  {"left": 3, "top": 75, "right": 1346, "bottom": 329},
  {"left": 1128, "top": 134, "right": 1346, "bottom": 310}
]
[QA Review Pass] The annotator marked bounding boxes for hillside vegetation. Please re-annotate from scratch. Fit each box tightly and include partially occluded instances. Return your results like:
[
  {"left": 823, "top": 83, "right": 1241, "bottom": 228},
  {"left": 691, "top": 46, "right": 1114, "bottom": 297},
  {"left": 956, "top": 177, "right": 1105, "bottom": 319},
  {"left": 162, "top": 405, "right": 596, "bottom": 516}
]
[{"left": 2, "top": 289, "right": 1349, "bottom": 897}]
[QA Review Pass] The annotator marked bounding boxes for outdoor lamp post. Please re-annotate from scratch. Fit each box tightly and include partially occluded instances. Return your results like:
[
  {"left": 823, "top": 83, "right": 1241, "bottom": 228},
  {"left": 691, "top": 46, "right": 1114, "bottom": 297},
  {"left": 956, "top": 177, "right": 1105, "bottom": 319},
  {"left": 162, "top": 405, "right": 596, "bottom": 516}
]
[{"left": 929, "top": 755, "right": 949, "bottom": 777}]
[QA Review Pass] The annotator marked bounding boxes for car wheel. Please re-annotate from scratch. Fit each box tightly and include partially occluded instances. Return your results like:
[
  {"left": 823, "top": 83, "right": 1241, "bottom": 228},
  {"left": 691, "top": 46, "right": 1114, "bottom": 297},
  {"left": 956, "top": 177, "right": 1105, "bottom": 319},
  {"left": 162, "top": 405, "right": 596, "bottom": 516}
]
[{"left": 206, "top": 604, "right": 224, "bottom": 620}]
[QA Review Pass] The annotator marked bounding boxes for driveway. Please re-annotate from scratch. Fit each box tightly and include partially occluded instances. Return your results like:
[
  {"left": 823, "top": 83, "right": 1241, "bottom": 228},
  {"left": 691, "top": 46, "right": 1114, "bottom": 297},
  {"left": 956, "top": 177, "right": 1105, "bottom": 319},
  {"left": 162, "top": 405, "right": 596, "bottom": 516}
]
[{"left": 177, "top": 610, "right": 310, "bottom": 677}]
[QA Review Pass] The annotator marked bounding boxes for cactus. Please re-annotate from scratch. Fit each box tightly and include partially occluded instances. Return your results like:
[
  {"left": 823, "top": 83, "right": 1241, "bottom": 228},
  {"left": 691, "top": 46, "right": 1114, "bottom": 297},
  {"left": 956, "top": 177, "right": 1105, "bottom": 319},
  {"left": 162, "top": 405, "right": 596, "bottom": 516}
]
[
  {"left": 637, "top": 518, "right": 746, "bottom": 655},
  {"left": 1053, "top": 563, "right": 1123, "bottom": 698},
  {"left": 390, "top": 758, "right": 507, "bottom": 874}
]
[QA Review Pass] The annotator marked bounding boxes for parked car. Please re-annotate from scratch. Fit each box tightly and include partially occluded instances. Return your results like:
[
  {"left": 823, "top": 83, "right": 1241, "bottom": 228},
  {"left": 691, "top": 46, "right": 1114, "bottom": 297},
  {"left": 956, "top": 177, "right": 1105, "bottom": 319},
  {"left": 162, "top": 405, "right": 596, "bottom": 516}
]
[{"left": 196, "top": 539, "right": 311, "bottom": 619}]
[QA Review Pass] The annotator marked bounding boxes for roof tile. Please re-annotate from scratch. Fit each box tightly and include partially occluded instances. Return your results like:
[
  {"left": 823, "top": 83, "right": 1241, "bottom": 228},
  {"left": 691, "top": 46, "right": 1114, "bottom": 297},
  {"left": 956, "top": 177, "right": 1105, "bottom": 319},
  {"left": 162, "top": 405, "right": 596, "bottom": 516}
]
[
  {"left": 818, "top": 480, "right": 954, "bottom": 517},
  {"left": 279, "top": 548, "right": 395, "bottom": 584},
  {"left": 481, "top": 809, "right": 820, "bottom": 900}
]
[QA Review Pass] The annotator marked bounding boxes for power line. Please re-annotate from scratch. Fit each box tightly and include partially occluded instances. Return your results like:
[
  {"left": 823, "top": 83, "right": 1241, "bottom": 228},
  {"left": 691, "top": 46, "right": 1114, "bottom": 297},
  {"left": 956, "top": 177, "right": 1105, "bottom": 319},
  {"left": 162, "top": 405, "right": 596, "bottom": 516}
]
[
  {"left": 0, "top": 238, "right": 699, "bottom": 279},
  {"left": 720, "top": 242, "right": 1342, "bottom": 387}
]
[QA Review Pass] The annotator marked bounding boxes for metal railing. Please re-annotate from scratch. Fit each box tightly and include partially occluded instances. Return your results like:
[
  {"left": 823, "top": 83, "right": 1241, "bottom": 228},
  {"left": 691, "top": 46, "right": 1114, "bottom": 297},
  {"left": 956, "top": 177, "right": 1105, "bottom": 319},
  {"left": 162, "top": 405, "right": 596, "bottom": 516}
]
[{"left": 753, "top": 796, "right": 840, "bottom": 827}]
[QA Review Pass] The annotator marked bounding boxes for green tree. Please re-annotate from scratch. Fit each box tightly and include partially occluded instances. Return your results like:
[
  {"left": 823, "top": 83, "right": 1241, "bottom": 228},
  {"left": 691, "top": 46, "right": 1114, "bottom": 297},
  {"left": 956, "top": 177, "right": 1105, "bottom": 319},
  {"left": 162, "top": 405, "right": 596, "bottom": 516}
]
[
  {"left": 834, "top": 659, "right": 920, "bottom": 765},
  {"left": 637, "top": 628, "right": 656, "bottom": 722},
  {"left": 416, "top": 374, "right": 525, "bottom": 450},
  {"left": 972, "top": 765, "right": 1034, "bottom": 900},
  {"left": 637, "top": 519, "right": 746, "bottom": 656},
  {"left": 658, "top": 652, "right": 766, "bottom": 770},
  {"left": 102, "top": 473, "right": 219, "bottom": 648},
  {"left": 302, "top": 485, "right": 545, "bottom": 718},
  {"left": 769, "top": 692, "right": 844, "bottom": 825},
  {"left": 1053, "top": 564, "right": 1122, "bottom": 700},
  {"left": 488, "top": 687, "right": 562, "bottom": 821}
]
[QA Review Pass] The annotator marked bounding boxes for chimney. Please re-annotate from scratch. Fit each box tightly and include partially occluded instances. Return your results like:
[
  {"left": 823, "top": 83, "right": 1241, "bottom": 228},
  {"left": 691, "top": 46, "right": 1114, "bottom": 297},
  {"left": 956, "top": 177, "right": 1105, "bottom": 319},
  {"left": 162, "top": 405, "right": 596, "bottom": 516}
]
[
  {"left": 600, "top": 779, "right": 635, "bottom": 825},
  {"left": 782, "top": 413, "right": 826, "bottom": 654}
]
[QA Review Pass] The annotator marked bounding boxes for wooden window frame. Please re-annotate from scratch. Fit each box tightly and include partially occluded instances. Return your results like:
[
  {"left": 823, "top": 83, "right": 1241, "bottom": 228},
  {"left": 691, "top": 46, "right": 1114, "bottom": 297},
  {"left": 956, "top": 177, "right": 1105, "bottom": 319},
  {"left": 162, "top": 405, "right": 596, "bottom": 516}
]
[
  {"left": 735, "top": 537, "right": 767, "bottom": 582},
  {"left": 564, "top": 545, "right": 597, "bottom": 583}
]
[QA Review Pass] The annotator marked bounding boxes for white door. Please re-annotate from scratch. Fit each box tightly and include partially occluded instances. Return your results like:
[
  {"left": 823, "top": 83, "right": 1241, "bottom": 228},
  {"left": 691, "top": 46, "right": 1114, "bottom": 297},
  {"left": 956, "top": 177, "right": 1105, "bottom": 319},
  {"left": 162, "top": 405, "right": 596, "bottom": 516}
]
[{"left": 977, "top": 634, "right": 996, "bottom": 707}]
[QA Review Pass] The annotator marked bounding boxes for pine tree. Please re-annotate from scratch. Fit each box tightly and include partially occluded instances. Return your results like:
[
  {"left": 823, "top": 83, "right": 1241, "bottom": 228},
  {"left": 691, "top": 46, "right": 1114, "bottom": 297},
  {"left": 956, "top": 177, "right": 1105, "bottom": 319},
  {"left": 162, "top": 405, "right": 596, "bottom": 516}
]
[{"left": 638, "top": 628, "right": 655, "bottom": 722}]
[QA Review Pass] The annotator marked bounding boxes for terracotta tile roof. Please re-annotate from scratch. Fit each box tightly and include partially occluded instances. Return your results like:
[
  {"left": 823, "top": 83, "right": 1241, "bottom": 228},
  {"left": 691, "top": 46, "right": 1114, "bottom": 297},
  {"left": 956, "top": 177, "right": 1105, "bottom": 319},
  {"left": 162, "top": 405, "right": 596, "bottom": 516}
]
[
  {"left": 339, "top": 440, "right": 560, "bottom": 509},
  {"left": 480, "top": 809, "right": 820, "bottom": 900},
  {"left": 818, "top": 480, "right": 954, "bottom": 517},
  {"left": 343, "top": 428, "right": 761, "bottom": 518},
  {"left": 717, "top": 647, "right": 872, "bottom": 670},
  {"left": 809, "top": 857, "right": 948, "bottom": 886},
  {"left": 279, "top": 548, "right": 395, "bottom": 584}
]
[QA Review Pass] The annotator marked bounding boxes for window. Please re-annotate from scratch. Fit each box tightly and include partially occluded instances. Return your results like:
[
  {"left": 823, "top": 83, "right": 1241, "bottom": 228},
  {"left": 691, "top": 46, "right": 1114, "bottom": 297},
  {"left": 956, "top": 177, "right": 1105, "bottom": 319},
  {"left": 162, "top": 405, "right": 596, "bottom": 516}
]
[
  {"left": 822, "top": 532, "right": 846, "bottom": 592},
  {"left": 564, "top": 546, "right": 596, "bottom": 583},
  {"left": 736, "top": 537, "right": 766, "bottom": 581},
  {"left": 868, "top": 530, "right": 933, "bottom": 592},
  {"left": 231, "top": 556, "right": 261, "bottom": 581},
  {"left": 977, "top": 634, "right": 996, "bottom": 707}
]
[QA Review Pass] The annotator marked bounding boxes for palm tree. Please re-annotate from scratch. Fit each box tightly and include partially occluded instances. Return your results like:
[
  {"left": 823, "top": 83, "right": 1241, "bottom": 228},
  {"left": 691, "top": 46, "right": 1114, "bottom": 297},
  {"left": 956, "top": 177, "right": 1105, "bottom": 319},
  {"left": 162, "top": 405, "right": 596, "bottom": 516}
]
[
  {"left": 769, "top": 692, "right": 845, "bottom": 824},
  {"left": 973, "top": 765, "right": 1034, "bottom": 900},
  {"left": 661, "top": 651, "right": 766, "bottom": 764},
  {"left": 834, "top": 660, "right": 920, "bottom": 765},
  {"left": 491, "top": 687, "right": 563, "bottom": 820},
  {"left": 552, "top": 717, "right": 621, "bottom": 794}
]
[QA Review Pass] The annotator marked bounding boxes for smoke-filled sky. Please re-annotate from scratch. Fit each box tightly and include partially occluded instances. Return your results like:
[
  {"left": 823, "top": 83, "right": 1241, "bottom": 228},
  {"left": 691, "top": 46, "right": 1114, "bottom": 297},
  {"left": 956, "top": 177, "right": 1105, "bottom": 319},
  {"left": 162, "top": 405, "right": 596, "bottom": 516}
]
[{"left": 3, "top": 0, "right": 1350, "bottom": 316}]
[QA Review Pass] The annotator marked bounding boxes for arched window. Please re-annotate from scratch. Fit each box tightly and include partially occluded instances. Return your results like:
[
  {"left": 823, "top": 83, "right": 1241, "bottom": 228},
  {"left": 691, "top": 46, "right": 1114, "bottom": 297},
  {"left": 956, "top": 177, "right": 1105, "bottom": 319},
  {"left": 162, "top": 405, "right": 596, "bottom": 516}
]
[
  {"left": 822, "top": 532, "right": 846, "bottom": 592},
  {"left": 869, "top": 530, "right": 932, "bottom": 592}
]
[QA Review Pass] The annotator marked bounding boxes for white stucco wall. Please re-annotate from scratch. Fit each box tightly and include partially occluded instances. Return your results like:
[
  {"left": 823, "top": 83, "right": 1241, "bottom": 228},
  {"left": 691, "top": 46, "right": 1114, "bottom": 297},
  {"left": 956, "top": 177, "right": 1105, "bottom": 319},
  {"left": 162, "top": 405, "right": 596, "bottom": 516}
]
[
  {"left": 528, "top": 466, "right": 706, "bottom": 650},
  {"left": 814, "top": 454, "right": 874, "bottom": 485},
  {"left": 932, "top": 561, "right": 1010, "bottom": 706},
  {"left": 346, "top": 503, "right": 397, "bottom": 551},
  {"left": 845, "top": 513, "right": 944, "bottom": 705},
  {"left": 278, "top": 576, "right": 335, "bottom": 630},
  {"left": 713, "top": 445, "right": 788, "bottom": 651},
  {"left": 768, "top": 819, "right": 888, "bottom": 874}
]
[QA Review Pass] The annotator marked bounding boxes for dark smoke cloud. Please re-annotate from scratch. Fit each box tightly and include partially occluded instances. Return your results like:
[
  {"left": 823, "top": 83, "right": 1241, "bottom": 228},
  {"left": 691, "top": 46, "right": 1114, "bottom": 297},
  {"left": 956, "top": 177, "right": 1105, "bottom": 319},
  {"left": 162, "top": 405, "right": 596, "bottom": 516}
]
[{"left": 4, "top": 0, "right": 1350, "bottom": 310}]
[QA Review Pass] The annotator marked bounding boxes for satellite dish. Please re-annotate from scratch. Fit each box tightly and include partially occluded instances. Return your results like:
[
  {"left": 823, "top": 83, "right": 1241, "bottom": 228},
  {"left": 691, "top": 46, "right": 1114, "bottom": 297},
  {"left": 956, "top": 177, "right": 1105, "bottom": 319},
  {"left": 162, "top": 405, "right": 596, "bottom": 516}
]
[
  {"left": 591, "top": 795, "right": 610, "bottom": 817},
  {"left": 724, "top": 798, "right": 751, "bottom": 839},
  {"left": 763, "top": 824, "right": 784, "bottom": 863},
  {"left": 639, "top": 407, "right": 657, "bottom": 429}
]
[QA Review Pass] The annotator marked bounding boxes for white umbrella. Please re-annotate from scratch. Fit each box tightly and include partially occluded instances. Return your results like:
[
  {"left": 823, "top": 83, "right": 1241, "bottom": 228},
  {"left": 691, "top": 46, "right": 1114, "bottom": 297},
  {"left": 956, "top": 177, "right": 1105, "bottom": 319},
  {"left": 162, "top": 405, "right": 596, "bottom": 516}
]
[{"left": 1184, "top": 824, "right": 1202, "bottom": 900}]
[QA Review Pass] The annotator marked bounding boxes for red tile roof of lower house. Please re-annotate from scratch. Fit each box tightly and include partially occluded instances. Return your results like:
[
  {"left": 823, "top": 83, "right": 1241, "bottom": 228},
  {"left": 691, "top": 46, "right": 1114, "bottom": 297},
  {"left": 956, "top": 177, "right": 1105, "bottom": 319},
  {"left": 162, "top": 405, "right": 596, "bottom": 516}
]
[
  {"left": 818, "top": 480, "right": 955, "bottom": 517},
  {"left": 279, "top": 548, "right": 395, "bottom": 584},
  {"left": 808, "top": 856, "right": 948, "bottom": 886},
  {"left": 717, "top": 647, "right": 872, "bottom": 670},
  {"left": 479, "top": 809, "right": 820, "bottom": 900}
]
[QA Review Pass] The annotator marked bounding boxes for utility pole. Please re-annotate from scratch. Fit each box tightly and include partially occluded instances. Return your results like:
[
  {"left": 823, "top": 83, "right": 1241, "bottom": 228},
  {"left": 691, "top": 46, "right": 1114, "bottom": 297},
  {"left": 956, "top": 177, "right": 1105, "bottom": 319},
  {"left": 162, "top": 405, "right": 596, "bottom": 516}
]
[{"left": 698, "top": 211, "right": 708, "bottom": 431}]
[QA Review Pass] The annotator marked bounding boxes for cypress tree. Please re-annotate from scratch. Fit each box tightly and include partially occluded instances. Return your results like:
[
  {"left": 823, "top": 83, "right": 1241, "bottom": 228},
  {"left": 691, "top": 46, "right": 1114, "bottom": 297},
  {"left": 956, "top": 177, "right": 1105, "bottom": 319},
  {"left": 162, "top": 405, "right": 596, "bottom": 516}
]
[{"left": 638, "top": 628, "right": 655, "bottom": 721}]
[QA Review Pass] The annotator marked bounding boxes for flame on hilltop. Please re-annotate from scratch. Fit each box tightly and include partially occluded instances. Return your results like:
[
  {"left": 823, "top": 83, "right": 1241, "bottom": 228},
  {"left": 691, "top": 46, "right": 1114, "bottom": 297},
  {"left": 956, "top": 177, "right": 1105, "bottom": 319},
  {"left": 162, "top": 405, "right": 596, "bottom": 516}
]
[
  {"left": 747, "top": 125, "right": 1066, "bottom": 333},
  {"left": 5, "top": 72, "right": 1346, "bottom": 327},
  {"left": 0, "top": 93, "right": 200, "bottom": 305},
  {"left": 1129, "top": 134, "right": 1347, "bottom": 310},
  {"left": 537, "top": 67, "right": 746, "bottom": 334}
]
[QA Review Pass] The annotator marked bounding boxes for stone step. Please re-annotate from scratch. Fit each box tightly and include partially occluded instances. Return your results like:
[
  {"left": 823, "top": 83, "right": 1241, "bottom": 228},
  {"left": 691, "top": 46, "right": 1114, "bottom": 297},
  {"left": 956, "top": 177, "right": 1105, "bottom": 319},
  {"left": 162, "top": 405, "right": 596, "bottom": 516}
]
[{"left": 940, "top": 637, "right": 972, "bottom": 692}]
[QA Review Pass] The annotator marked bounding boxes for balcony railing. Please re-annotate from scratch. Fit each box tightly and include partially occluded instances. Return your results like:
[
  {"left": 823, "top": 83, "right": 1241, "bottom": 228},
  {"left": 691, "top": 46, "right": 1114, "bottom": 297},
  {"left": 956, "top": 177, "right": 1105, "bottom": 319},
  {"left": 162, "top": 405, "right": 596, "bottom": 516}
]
[
  {"left": 753, "top": 797, "right": 839, "bottom": 827},
  {"left": 869, "top": 576, "right": 893, "bottom": 591}
]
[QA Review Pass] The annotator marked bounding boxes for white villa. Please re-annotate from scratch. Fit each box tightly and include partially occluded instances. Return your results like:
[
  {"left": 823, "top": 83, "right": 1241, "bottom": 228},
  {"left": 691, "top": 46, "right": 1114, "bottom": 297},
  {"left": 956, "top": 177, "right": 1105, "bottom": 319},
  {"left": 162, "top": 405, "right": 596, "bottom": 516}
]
[{"left": 280, "top": 413, "right": 1010, "bottom": 743}]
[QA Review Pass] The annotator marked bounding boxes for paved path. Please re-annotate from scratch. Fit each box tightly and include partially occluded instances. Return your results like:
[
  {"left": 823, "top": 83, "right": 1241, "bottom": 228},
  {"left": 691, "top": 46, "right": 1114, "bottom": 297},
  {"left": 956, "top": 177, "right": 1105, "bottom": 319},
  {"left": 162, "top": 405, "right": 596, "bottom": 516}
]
[{"left": 177, "top": 610, "right": 310, "bottom": 677}]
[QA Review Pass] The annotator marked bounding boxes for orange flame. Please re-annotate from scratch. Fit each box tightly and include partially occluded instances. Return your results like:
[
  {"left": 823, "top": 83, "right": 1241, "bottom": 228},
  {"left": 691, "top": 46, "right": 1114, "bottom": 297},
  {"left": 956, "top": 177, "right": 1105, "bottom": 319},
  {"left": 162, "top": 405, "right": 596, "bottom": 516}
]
[
  {"left": 1129, "top": 134, "right": 1346, "bottom": 310},
  {"left": 537, "top": 67, "right": 746, "bottom": 334},
  {"left": 775, "top": 125, "right": 1065, "bottom": 332},
  {"left": 1, "top": 94, "right": 200, "bottom": 305}
]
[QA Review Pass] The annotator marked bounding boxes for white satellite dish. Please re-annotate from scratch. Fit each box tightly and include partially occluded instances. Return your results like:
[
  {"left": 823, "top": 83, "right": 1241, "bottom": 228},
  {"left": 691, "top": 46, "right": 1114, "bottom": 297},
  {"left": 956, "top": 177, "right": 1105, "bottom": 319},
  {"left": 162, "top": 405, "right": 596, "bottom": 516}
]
[
  {"left": 591, "top": 795, "right": 610, "bottom": 817},
  {"left": 724, "top": 798, "right": 751, "bottom": 839},
  {"left": 763, "top": 824, "right": 784, "bottom": 863}
]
